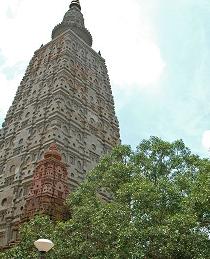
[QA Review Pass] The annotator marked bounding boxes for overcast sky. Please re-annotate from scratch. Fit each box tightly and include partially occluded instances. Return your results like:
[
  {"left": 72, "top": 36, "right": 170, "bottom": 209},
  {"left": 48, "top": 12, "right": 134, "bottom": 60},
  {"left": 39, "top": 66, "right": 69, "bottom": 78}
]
[{"left": 0, "top": 0, "right": 210, "bottom": 157}]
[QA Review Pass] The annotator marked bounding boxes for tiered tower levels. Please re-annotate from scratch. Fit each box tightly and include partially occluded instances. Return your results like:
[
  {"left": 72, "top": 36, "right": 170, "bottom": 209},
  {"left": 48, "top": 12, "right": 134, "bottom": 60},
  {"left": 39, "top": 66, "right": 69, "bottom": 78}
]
[{"left": 0, "top": 0, "right": 120, "bottom": 246}]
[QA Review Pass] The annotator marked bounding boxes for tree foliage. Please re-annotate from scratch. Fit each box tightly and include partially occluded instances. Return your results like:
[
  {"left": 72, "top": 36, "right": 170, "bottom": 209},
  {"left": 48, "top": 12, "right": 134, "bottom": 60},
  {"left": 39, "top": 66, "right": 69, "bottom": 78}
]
[{"left": 1, "top": 137, "right": 210, "bottom": 258}]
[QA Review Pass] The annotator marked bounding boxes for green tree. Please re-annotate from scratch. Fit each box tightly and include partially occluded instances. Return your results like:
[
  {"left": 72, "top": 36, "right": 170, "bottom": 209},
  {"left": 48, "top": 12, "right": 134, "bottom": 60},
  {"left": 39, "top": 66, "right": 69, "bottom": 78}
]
[
  {"left": 1, "top": 137, "right": 210, "bottom": 258},
  {"left": 0, "top": 216, "right": 55, "bottom": 259}
]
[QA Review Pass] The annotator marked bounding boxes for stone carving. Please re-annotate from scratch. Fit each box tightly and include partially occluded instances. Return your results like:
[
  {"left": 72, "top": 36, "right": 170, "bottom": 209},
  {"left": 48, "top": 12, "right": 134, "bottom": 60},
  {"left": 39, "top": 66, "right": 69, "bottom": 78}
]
[
  {"left": 22, "top": 144, "right": 69, "bottom": 221},
  {"left": 0, "top": 0, "right": 120, "bottom": 247}
]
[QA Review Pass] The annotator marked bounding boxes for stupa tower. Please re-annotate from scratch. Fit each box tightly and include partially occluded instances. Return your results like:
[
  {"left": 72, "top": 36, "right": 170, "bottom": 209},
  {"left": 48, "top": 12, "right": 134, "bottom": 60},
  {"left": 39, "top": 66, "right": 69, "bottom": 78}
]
[{"left": 0, "top": 0, "right": 120, "bottom": 246}]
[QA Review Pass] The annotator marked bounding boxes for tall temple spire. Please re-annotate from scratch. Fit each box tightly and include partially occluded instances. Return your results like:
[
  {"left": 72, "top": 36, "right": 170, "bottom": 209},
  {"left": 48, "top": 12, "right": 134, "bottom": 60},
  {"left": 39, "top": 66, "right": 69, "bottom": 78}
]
[
  {"left": 0, "top": 0, "right": 120, "bottom": 247},
  {"left": 70, "top": 0, "right": 81, "bottom": 11},
  {"left": 52, "top": 0, "right": 92, "bottom": 46}
]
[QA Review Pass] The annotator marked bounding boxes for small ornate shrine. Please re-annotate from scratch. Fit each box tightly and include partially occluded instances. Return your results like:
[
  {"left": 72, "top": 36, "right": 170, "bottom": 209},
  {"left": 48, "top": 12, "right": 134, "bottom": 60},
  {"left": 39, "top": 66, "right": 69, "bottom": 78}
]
[{"left": 22, "top": 144, "right": 69, "bottom": 221}]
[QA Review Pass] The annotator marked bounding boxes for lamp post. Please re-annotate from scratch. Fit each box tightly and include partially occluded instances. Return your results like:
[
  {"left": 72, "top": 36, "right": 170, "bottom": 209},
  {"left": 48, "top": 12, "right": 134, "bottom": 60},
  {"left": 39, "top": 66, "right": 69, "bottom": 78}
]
[{"left": 34, "top": 239, "right": 54, "bottom": 258}]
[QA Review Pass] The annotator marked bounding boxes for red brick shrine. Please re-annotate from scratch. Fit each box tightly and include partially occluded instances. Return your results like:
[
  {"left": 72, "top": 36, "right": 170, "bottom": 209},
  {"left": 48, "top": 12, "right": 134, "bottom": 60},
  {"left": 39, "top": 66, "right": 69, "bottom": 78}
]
[{"left": 22, "top": 144, "right": 69, "bottom": 221}]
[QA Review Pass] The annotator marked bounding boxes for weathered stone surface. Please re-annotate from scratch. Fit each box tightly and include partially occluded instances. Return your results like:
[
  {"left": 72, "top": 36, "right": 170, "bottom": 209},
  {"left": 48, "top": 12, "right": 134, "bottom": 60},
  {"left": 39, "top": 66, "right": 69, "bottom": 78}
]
[
  {"left": 22, "top": 144, "right": 69, "bottom": 221},
  {"left": 0, "top": 0, "right": 120, "bottom": 247}
]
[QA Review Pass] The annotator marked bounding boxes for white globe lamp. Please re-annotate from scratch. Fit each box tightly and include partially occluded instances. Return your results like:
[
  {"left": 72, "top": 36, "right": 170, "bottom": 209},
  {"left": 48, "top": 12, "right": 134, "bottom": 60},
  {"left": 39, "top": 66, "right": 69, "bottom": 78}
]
[{"left": 34, "top": 239, "right": 54, "bottom": 258}]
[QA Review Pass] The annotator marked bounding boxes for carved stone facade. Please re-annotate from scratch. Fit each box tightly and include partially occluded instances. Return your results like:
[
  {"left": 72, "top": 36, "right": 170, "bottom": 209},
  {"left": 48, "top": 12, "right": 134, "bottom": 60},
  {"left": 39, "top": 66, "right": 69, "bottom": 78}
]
[
  {"left": 22, "top": 144, "right": 69, "bottom": 221},
  {"left": 0, "top": 0, "right": 120, "bottom": 247}
]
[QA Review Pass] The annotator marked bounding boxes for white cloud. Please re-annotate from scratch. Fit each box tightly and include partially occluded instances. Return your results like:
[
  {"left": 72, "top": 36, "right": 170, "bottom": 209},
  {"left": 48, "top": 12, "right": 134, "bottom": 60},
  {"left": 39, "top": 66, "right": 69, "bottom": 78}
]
[
  {"left": 202, "top": 130, "right": 210, "bottom": 150},
  {"left": 0, "top": 0, "right": 165, "bottom": 121},
  {"left": 83, "top": 0, "right": 165, "bottom": 89},
  {"left": 0, "top": 73, "right": 21, "bottom": 116}
]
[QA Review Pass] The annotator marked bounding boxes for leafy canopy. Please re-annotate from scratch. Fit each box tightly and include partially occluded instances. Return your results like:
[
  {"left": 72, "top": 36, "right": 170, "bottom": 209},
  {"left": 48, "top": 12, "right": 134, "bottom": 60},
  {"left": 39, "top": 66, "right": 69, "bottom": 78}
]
[{"left": 1, "top": 137, "right": 210, "bottom": 259}]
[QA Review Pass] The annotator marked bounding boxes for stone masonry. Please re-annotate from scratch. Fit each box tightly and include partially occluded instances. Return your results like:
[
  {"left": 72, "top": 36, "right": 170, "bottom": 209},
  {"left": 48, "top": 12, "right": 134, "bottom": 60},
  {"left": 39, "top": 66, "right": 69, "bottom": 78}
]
[
  {"left": 0, "top": 0, "right": 120, "bottom": 247},
  {"left": 22, "top": 144, "right": 70, "bottom": 222}
]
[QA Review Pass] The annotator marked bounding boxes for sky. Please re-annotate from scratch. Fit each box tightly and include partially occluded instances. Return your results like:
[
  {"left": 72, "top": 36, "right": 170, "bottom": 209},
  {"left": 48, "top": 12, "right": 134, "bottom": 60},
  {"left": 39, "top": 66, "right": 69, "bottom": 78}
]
[{"left": 0, "top": 0, "right": 210, "bottom": 157}]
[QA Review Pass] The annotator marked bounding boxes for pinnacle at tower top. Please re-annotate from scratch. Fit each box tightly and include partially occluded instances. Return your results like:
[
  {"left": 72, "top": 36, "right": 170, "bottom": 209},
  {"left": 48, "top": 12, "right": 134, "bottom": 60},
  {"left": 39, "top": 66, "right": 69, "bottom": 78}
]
[
  {"left": 52, "top": 0, "right": 93, "bottom": 46},
  {"left": 0, "top": 0, "right": 120, "bottom": 247}
]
